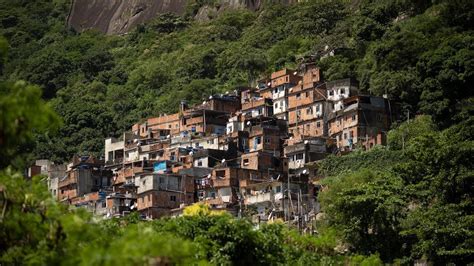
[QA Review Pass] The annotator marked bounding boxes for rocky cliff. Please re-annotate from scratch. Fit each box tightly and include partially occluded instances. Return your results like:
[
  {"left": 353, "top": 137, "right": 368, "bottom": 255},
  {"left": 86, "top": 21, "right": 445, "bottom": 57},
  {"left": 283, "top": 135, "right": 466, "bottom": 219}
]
[{"left": 67, "top": 0, "right": 299, "bottom": 35}]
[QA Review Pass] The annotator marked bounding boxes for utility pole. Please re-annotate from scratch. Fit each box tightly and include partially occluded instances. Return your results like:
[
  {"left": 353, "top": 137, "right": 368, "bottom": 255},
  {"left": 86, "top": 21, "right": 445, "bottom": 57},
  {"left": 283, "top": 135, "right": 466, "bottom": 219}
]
[
  {"left": 203, "top": 109, "right": 206, "bottom": 134},
  {"left": 287, "top": 163, "right": 290, "bottom": 223}
]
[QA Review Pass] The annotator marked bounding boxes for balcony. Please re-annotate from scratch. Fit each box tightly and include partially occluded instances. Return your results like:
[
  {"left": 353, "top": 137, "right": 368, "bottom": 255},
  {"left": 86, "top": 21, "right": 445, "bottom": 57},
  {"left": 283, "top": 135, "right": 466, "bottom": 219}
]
[
  {"left": 106, "top": 158, "right": 123, "bottom": 166},
  {"left": 244, "top": 192, "right": 283, "bottom": 205}
]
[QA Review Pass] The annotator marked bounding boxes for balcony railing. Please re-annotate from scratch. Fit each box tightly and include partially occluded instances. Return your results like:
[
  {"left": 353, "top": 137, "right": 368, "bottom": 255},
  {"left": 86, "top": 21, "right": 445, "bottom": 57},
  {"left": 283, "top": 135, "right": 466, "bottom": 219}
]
[
  {"left": 244, "top": 192, "right": 283, "bottom": 205},
  {"left": 106, "top": 158, "right": 123, "bottom": 166}
]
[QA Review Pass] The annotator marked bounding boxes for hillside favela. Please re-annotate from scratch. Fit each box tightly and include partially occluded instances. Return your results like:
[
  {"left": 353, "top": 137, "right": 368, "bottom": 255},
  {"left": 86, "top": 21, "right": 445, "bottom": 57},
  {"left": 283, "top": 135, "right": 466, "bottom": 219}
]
[{"left": 0, "top": 0, "right": 473, "bottom": 265}]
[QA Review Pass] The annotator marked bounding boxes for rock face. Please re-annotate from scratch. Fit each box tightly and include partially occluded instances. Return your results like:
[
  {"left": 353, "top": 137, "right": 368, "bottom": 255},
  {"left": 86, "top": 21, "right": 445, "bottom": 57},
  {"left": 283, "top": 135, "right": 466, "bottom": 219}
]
[
  {"left": 68, "top": 0, "right": 299, "bottom": 35},
  {"left": 68, "top": 0, "right": 188, "bottom": 35}
]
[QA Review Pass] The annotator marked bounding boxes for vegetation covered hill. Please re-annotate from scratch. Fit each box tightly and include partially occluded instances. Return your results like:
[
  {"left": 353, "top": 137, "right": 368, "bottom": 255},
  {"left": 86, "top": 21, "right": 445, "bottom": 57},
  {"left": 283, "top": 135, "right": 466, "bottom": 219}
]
[
  {"left": 0, "top": 1, "right": 473, "bottom": 264},
  {"left": 0, "top": 0, "right": 472, "bottom": 162}
]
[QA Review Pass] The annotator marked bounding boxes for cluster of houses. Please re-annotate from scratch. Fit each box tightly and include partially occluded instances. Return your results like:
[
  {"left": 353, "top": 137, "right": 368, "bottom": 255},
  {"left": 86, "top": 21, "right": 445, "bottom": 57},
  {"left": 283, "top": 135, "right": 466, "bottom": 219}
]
[{"left": 31, "top": 62, "right": 397, "bottom": 225}]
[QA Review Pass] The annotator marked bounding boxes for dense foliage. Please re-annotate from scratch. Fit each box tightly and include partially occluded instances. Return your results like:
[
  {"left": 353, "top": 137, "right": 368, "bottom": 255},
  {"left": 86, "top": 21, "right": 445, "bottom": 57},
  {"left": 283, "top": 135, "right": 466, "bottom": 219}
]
[
  {"left": 1, "top": 0, "right": 472, "bottom": 162},
  {"left": 318, "top": 116, "right": 474, "bottom": 264},
  {"left": 0, "top": 0, "right": 473, "bottom": 264}
]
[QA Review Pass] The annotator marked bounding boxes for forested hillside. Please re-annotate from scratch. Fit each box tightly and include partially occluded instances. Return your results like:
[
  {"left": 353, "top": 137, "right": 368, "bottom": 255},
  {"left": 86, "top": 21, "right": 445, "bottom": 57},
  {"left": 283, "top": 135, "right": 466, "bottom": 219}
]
[
  {"left": 0, "top": 0, "right": 472, "bottom": 163},
  {"left": 0, "top": 1, "right": 473, "bottom": 265}
]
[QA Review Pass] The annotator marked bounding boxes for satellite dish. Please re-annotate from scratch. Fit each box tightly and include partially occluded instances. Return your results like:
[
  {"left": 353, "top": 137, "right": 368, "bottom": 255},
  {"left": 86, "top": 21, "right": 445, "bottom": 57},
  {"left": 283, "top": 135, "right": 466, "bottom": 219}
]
[
  {"left": 202, "top": 101, "right": 206, "bottom": 105},
  {"left": 289, "top": 88, "right": 293, "bottom": 92},
  {"left": 134, "top": 139, "right": 138, "bottom": 143},
  {"left": 207, "top": 174, "right": 211, "bottom": 178},
  {"left": 267, "top": 82, "right": 271, "bottom": 86},
  {"left": 275, "top": 174, "right": 281, "bottom": 181},
  {"left": 221, "top": 159, "right": 226, "bottom": 164},
  {"left": 302, "top": 169, "right": 308, "bottom": 174},
  {"left": 209, "top": 96, "right": 213, "bottom": 100},
  {"left": 166, "top": 135, "right": 171, "bottom": 139},
  {"left": 246, "top": 121, "right": 251, "bottom": 126},
  {"left": 304, "top": 140, "right": 309, "bottom": 144},
  {"left": 225, "top": 91, "right": 229, "bottom": 94},
  {"left": 189, "top": 151, "right": 194, "bottom": 155},
  {"left": 293, "top": 71, "right": 298, "bottom": 75}
]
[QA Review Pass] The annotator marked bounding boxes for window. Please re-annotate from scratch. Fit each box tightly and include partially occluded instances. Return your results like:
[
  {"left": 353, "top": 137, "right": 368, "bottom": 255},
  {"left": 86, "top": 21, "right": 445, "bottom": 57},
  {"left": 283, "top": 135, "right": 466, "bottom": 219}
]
[
  {"left": 197, "top": 160, "right": 202, "bottom": 167},
  {"left": 168, "top": 124, "right": 172, "bottom": 129},
  {"left": 274, "top": 88, "right": 278, "bottom": 94},
  {"left": 265, "top": 137, "right": 271, "bottom": 143},
  {"left": 297, "top": 110, "right": 301, "bottom": 116},
  {"left": 216, "top": 170, "right": 226, "bottom": 178},
  {"left": 296, "top": 153, "right": 304, "bottom": 160},
  {"left": 306, "top": 124, "right": 310, "bottom": 129},
  {"left": 142, "top": 180, "right": 146, "bottom": 186},
  {"left": 306, "top": 107, "right": 312, "bottom": 115},
  {"left": 350, "top": 131, "right": 354, "bottom": 139},
  {"left": 340, "top": 88, "right": 345, "bottom": 94},
  {"left": 352, "top": 114, "right": 356, "bottom": 121},
  {"left": 175, "top": 124, "right": 179, "bottom": 128},
  {"left": 275, "top": 102, "right": 279, "bottom": 109},
  {"left": 316, "top": 105, "right": 320, "bottom": 112},
  {"left": 210, "top": 192, "right": 216, "bottom": 198},
  {"left": 243, "top": 159, "right": 249, "bottom": 166},
  {"left": 256, "top": 137, "right": 261, "bottom": 144},
  {"left": 329, "top": 90, "right": 334, "bottom": 96},
  {"left": 296, "top": 93, "right": 301, "bottom": 99},
  {"left": 170, "top": 152, "right": 175, "bottom": 161},
  {"left": 170, "top": 195, "right": 176, "bottom": 202},
  {"left": 305, "top": 91, "right": 309, "bottom": 98},
  {"left": 286, "top": 76, "right": 289, "bottom": 82},
  {"left": 344, "top": 133, "right": 347, "bottom": 139},
  {"left": 317, "top": 121, "right": 321, "bottom": 128},
  {"left": 276, "top": 186, "right": 281, "bottom": 193}
]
